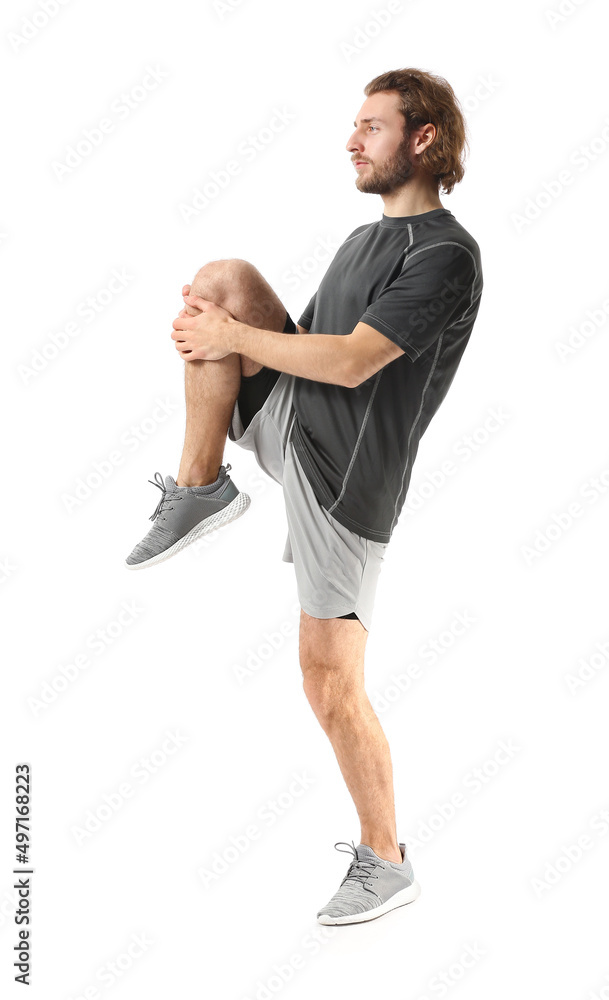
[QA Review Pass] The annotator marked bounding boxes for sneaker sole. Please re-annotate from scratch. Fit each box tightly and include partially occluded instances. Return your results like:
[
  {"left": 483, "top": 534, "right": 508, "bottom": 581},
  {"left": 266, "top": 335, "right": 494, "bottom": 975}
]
[
  {"left": 316, "top": 879, "right": 421, "bottom": 925},
  {"left": 125, "top": 491, "right": 251, "bottom": 570}
]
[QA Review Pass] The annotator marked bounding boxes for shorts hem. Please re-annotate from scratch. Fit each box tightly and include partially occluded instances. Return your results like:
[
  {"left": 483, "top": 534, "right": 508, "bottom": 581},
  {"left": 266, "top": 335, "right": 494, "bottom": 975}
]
[{"left": 299, "top": 601, "right": 371, "bottom": 631}]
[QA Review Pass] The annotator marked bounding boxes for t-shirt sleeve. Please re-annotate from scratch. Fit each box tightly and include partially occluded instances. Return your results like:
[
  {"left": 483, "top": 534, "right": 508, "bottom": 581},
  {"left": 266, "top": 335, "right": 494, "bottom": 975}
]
[
  {"left": 359, "top": 242, "right": 478, "bottom": 361},
  {"left": 298, "top": 291, "right": 317, "bottom": 331}
]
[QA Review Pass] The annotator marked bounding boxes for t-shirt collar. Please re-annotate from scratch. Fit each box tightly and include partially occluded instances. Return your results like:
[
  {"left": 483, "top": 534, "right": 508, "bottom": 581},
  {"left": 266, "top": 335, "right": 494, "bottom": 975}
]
[{"left": 380, "top": 208, "right": 451, "bottom": 228}]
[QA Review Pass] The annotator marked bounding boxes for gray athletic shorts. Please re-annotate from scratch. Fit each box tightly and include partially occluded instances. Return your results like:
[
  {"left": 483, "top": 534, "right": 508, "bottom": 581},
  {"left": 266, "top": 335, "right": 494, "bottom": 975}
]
[{"left": 227, "top": 339, "right": 387, "bottom": 632}]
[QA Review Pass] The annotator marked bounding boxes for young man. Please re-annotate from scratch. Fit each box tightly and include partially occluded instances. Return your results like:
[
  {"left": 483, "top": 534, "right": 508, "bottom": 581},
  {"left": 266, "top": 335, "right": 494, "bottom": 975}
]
[{"left": 126, "top": 68, "right": 483, "bottom": 925}]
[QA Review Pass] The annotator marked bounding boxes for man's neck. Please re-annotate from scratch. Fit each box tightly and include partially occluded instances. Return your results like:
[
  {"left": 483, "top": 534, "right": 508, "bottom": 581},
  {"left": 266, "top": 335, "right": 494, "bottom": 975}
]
[{"left": 381, "top": 180, "right": 443, "bottom": 218}]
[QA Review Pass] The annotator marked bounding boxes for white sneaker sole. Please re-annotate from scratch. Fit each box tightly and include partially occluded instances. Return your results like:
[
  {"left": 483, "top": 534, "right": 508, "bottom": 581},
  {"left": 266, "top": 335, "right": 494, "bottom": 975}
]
[
  {"left": 317, "top": 879, "right": 421, "bottom": 925},
  {"left": 125, "top": 491, "right": 251, "bottom": 570}
]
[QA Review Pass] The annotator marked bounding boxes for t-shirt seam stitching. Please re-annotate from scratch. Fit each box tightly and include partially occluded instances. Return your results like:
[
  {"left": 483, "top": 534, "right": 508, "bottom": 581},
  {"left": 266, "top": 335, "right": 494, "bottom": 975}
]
[
  {"left": 364, "top": 241, "right": 478, "bottom": 358},
  {"left": 342, "top": 224, "right": 374, "bottom": 245},
  {"left": 401, "top": 240, "right": 477, "bottom": 272},
  {"left": 359, "top": 312, "right": 421, "bottom": 359}
]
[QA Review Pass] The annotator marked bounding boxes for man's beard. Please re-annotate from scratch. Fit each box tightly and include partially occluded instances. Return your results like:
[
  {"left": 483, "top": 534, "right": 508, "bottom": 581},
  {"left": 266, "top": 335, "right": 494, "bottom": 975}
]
[{"left": 355, "top": 131, "right": 415, "bottom": 195}]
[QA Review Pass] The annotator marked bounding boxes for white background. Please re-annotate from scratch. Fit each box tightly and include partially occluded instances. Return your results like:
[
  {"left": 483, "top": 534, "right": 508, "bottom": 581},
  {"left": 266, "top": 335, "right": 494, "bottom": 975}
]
[{"left": 2, "top": 0, "right": 609, "bottom": 996}]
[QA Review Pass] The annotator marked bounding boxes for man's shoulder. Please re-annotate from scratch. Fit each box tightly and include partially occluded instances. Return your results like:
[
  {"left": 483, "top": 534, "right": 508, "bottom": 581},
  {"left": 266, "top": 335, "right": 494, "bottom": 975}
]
[
  {"left": 404, "top": 214, "right": 482, "bottom": 282},
  {"left": 431, "top": 212, "right": 482, "bottom": 264}
]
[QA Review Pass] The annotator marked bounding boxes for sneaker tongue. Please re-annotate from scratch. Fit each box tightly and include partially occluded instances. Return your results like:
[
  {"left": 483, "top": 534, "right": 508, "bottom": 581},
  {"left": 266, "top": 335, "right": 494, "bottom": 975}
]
[
  {"left": 165, "top": 475, "right": 178, "bottom": 490},
  {"left": 355, "top": 844, "right": 379, "bottom": 861}
]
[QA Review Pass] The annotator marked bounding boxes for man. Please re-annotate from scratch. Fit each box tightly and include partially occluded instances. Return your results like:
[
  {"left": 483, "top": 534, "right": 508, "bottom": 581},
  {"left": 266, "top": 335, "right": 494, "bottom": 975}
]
[{"left": 126, "top": 68, "right": 483, "bottom": 925}]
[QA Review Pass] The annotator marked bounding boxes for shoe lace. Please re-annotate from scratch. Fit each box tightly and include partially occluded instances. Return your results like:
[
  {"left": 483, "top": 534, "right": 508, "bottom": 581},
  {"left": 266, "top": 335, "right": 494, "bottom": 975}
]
[
  {"left": 333, "top": 841, "right": 381, "bottom": 892},
  {"left": 148, "top": 472, "right": 182, "bottom": 522},
  {"left": 147, "top": 465, "right": 232, "bottom": 522}
]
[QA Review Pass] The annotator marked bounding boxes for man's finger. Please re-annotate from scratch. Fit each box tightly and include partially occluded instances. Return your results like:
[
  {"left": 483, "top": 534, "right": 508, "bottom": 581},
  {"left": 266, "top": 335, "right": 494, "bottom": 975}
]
[
  {"left": 183, "top": 294, "right": 209, "bottom": 309},
  {"left": 172, "top": 315, "right": 193, "bottom": 331}
]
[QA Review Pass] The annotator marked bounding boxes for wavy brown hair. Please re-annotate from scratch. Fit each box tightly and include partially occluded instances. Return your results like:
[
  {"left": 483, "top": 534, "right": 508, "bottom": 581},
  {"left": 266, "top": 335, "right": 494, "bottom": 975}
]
[{"left": 364, "top": 68, "right": 468, "bottom": 195}]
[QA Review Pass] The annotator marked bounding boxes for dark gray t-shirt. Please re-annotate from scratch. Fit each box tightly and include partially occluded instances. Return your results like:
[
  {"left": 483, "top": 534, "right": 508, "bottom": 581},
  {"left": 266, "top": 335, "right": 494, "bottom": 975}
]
[{"left": 290, "top": 207, "right": 483, "bottom": 543}]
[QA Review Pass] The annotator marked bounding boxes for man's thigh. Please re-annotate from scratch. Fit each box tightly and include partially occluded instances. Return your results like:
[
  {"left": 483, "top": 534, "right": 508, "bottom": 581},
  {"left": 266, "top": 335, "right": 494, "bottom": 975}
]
[
  {"left": 240, "top": 302, "right": 291, "bottom": 376},
  {"left": 299, "top": 609, "right": 368, "bottom": 688}
]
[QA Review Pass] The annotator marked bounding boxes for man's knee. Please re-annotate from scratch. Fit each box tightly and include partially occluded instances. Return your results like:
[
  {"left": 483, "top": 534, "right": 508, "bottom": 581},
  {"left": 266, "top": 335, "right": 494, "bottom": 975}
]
[
  {"left": 301, "top": 664, "right": 362, "bottom": 728},
  {"left": 300, "top": 618, "right": 367, "bottom": 723},
  {"left": 191, "top": 259, "right": 285, "bottom": 331},
  {"left": 194, "top": 257, "right": 254, "bottom": 282},
  {"left": 190, "top": 258, "right": 253, "bottom": 307}
]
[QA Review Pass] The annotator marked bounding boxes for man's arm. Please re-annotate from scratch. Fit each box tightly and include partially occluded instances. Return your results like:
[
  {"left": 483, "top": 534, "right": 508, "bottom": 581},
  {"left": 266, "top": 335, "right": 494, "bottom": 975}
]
[
  {"left": 228, "top": 320, "right": 357, "bottom": 386},
  {"left": 346, "top": 321, "right": 405, "bottom": 383},
  {"left": 172, "top": 295, "right": 405, "bottom": 387},
  {"left": 227, "top": 318, "right": 404, "bottom": 387}
]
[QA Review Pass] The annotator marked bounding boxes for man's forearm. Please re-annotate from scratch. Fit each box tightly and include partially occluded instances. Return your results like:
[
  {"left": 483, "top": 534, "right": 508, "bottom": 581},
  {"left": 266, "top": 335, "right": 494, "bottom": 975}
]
[{"left": 227, "top": 319, "right": 356, "bottom": 386}]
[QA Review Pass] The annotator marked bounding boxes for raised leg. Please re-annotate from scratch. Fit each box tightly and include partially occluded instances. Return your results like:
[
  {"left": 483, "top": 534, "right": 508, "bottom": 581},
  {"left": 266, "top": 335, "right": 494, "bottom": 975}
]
[
  {"left": 299, "top": 610, "right": 403, "bottom": 863},
  {"left": 176, "top": 258, "right": 288, "bottom": 487}
]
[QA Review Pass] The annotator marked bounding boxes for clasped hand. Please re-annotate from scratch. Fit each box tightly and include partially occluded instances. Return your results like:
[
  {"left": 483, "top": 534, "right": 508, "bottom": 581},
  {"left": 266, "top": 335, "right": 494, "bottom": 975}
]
[{"left": 171, "top": 283, "right": 235, "bottom": 360}]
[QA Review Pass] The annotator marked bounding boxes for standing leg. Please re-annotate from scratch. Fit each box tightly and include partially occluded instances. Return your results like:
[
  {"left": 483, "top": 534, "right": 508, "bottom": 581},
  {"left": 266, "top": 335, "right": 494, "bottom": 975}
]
[
  {"left": 175, "top": 258, "right": 289, "bottom": 487},
  {"left": 299, "top": 610, "right": 403, "bottom": 863}
]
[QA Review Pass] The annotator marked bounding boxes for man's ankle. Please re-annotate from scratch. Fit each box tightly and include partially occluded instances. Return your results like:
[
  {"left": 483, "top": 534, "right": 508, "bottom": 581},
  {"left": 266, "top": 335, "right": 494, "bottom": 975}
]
[
  {"left": 176, "top": 465, "right": 221, "bottom": 487},
  {"left": 362, "top": 841, "right": 403, "bottom": 864}
]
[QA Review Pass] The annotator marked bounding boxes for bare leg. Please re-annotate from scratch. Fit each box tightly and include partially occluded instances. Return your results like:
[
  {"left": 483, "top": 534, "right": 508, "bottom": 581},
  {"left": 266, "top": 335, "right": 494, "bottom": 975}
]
[
  {"left": 176, "top": 259, "right": 288, "bottom": 487},
  {"left": 299, "top": 611, "right": 403, "bottom": 863}
]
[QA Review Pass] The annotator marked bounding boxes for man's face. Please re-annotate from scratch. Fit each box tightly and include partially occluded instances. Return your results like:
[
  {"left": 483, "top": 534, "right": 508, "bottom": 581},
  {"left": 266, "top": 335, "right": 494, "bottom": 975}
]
[{"left": 346, "top": 91, "right": 415, "bottom": 195}]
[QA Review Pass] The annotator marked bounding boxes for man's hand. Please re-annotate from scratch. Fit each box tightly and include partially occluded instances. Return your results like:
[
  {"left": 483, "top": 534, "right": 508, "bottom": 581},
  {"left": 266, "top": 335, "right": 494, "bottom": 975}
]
[
  {"left": 180, "top": 284, "right": 201, "bottom": 315},
  {"left": 171, "top": 292, "right": 236, "bottom": 361}
]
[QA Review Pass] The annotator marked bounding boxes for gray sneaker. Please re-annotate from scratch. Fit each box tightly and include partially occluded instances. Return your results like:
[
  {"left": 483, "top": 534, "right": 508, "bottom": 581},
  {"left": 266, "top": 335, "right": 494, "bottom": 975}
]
[
  {"left": 125, "top": 464, "right": 250, "bottom": 570},
  {"left": 316, "top": 840, "right": 421, "bottom": 925}
]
